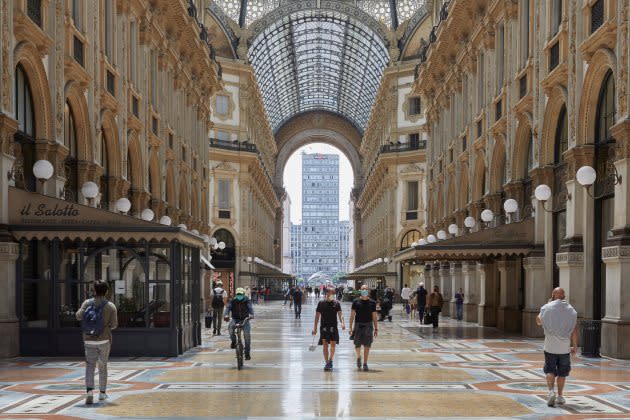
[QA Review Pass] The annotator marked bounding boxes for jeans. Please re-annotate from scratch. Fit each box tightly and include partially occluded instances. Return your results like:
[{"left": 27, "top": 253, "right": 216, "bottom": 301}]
[
  {"left": 84, "top": 341, "right": 111, "bottom": 392},
  {"left": 212, "top": 307, "right": 223, "bottom": 332},
  {"left": 228, "top": 319, "right": 251, "bottom": 353},
  {"left": 294, "top": 302, "right": 302, "bottom": 317},
  {"left": 456, "top": 303, "right": 464, "bottom": 321},
  {"left": 430, "top": 307, "right": 441, "bottom": 327}
]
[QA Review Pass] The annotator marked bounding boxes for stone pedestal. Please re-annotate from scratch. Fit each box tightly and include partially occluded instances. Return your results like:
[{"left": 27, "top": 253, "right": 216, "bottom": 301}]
[
  {"left": 439, "top": 262, "right": 451, "bottom": 317},
  {"left": 522, "top": 255, "right": 546, "bottom": 337},
  {"left": 601, "top": 245, "right": 630, "bottom": 358},
  {"left": 462, "top": 261, "right": 478, "bottom": 322},
  {"left": 0, "top": 240, "right": 20, "bottom": 357},
  {"left": 497, "top": 259, "right": 522, "bottom": 333},
  {"left": 477, "top": 262, "right": 497, "bottom": 327},
  {"left": 556, "top": 251, "right": 587, "bottom": 317}
]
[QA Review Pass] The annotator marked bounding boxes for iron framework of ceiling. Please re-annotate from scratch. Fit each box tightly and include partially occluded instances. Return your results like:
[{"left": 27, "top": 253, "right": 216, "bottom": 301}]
[{"left": 248, "top": 8, "right": 389, "bottom": 134}]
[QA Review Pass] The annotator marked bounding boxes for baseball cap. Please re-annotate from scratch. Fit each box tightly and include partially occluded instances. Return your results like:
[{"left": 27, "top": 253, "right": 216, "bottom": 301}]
[{"left": 236, "top": 287, "right": 245, "bottom": 295}]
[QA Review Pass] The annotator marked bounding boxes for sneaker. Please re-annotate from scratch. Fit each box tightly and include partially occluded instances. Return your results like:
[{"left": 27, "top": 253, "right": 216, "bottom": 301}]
[
  {"left": 324, "top": 360, "right": 333, "bottom": 371},
  {"left": 363, "top": 363, "right": 369, "bottom": 371},
  {"left": 217, "top": 331, "right": 221, "bottom": 336},
  {"left": 556, "top": 395, "right": 565, "bottom": 405},
  {"left": 98, "top": 392, "right": 108, "bottom": 401},
  {"left": 547, "top": 391, "right": 556, "bottom": 407},
  {"left": 213, "top": 330, "right": 217, "bottom": 335},
  {"left": 230, "top": 341, "right": 236, "bottom": 349},
  {"left": 356, "top": 357, "right": 362, "bottom": 369},
  {"left": 85, "top": 391, "right": 94, "bottom": 405},
  {"left": 245, "top": 353, "right": 251, "bottom": 360}
]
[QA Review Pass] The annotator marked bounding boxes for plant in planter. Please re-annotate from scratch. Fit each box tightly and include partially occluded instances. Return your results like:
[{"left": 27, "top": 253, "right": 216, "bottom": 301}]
[
  {"left": 117, "top": 296, "right": 139, "bottom": 327},
  {"left": 151, "top": 300, "right": 170, "bottom": 327}
]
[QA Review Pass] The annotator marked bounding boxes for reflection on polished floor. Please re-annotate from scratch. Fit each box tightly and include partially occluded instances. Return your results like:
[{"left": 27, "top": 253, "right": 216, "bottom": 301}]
[{"left": 2, "top": 300, "right": 630, "bottom": 419}]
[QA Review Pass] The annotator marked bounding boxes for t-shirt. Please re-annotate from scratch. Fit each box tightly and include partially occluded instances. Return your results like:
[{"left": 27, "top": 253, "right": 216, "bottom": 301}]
[
  {"left": 539, "top": 299, "right": 577, "bottom": 354},
  {"left": 352, "top": 298, "right": 376, "bottom": 323},
  {"left": 401, "top": 287, "right": 411, "bottom": 300},
  {"left": 455, "top": 292, "right": 464, "bottom": 304},
  {"left": 316, "top": 300, "right": 341, "bottom": 327}
]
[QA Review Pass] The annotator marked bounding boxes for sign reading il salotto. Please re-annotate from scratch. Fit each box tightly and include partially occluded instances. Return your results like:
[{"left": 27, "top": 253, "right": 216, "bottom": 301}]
[{"left": 8, "top": 187, "right": 142, "bottom": 226}]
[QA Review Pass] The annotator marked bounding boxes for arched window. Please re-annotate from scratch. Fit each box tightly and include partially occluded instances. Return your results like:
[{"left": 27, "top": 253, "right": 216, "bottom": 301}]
[
  {"left": 400, "top": 230, "right": 421, "bottom": 249},
  {"left": 14, "top": 64, "right": 36, "bottom": 191},
  {"left": 596, "top": 70, "right": 615, "bottom": 143},
  {"left": 64, "top": 102, "right": 79, "bottom": 202},
  {"left": 554, "top": 105, "right": 568, "bottom": 165},
  {"left": 524, "top": 129, "right": 534, "bottom": 178},
  {"left": 100, "top": 133, "right": 110, "bottom": 209}
]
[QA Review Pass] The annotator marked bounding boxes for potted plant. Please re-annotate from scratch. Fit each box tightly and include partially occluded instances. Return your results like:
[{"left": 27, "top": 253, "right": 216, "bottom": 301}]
[{"left": 117, "top": 296, "right": 137, "bottom": 327}]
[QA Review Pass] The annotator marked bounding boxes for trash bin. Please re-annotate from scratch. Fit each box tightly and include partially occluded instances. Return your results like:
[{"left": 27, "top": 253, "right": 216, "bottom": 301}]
[{"left": 580, "top": 319, "right": 601, "bottom": 357}]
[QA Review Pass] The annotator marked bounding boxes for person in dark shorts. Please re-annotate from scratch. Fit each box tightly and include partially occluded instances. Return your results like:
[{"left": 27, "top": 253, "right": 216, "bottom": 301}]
[
  {"left": 349, "top": 284, "right": 378, "bottom": 371},
  {"left": 312, "top": 287, "right": 345, "bottom": 371}
]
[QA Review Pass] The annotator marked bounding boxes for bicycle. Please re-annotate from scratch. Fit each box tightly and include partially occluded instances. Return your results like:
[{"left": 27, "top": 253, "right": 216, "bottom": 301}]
[{"left": 233, "top": 317, "right": 250, "bottom": 370}]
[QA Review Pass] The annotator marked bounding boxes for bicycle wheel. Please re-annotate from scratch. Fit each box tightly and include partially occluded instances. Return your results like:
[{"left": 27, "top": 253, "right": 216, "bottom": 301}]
[{"left": 236, "top": 338, "right": 244, "bottom": 370}]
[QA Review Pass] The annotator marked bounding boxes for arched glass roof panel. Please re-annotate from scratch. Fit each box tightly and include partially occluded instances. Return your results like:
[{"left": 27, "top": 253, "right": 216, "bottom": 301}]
[{"left": 248, "top": 8, "right": 389, "bottom": 133}]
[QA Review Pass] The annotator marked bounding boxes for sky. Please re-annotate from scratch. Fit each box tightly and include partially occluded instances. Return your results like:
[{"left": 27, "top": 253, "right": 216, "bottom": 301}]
[{"left": 283, "top": 143, "right": 354, "bottom": 224}]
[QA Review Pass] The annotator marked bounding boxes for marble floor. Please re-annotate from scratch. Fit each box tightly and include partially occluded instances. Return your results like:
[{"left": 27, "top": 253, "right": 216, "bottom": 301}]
[{"left": 1, "top": 300, "right": 630, "bottom": 419}]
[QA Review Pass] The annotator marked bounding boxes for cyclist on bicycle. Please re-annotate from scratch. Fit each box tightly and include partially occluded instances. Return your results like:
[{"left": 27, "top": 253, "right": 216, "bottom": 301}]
[{"left": 224, "top": 287, "right": 254, "bottom": 360}]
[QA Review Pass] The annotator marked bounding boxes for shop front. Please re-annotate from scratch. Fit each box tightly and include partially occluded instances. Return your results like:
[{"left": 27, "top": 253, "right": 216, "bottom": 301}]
[{"left": 8, "top": 188, "right": 205, "bottom": 357}]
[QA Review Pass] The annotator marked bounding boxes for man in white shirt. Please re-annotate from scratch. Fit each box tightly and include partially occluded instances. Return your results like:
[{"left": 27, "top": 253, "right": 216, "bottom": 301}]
[
  {"left": 536, "top": 287, "right": 578, "bottom": 407},
  {"left": 400, "top": 284, "right": 412, "bottom": 314},
  {"left": 210, "top": 281, "right": 228, "bottom": 335}
]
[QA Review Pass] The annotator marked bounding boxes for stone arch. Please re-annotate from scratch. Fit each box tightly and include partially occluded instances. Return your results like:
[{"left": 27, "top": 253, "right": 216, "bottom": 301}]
[
  {"left": 64, "top": 81, "right": 92, "bottom": 161},
  {"left": 100, "top": 109, "right": 122, "bottom": 177},
  {"left": 274, "top": 129, "right": 362, "bottom": 188},
  {"left": 165, "top": 161, "right": 176, "bottom": 207},
  {"left": 472, "top": 151, "right": 486, "bottom": 201},
  {"left": 127, "top": 131, "right": 144, "bottom": 190},
  {"left": 541, "top": 85, "right": 569, "bottom": 165},
  {"left": 578, "top": 48, "right": 617, "bottom": 145},
  {"left": 489, "top": 140, "right": 506, "bottom": 193},
  {"left": 210, "top": 226, "right": 238, "bottom": 246},
  {"left": 459, "top": 164, "right": 469, "bottom": 210},
  {"left": 148, "top": 149, "right": 161, "bottom": 199},
  {"left": 13, "top": 41, "right": 53, "bottom": 140},
  {"left": 512, "top": 113, "right": 534, "bottom": 181}
]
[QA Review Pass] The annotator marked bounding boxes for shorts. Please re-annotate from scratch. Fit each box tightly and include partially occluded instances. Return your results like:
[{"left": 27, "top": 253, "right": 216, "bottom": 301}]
[
  {"left": 543, "top": 352, "right": 571, "bottom": 377},
  {"left": 319, "top": 325, "right": 339, "bottom": 344},
  {"left": 353, "top": 322, "right": 374, "bottom": 348}
]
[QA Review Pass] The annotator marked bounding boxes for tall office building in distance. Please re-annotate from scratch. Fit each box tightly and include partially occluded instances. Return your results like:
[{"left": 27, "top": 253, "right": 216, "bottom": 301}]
[{"left": 299, "top": 153, "right": 340, "bottom": 280}]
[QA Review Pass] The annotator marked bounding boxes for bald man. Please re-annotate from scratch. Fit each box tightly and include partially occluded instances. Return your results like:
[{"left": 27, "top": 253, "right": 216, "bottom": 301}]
[{"left": 536, "top": 287, "right": 578, "bottom": 407}]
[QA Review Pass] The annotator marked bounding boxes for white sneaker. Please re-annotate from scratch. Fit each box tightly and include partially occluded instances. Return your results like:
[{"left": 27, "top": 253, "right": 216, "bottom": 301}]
[
  {"left": 547, "top": 391, "right": 556, "bottom": 407},
  {"left": 556, "top": 395, "right": 565, "bottom": 405},
  {"left": 99, "top": 392, "right": 108, "bottom": 401},
  {"left": 85, "top": 391, "right": 94, "bottom": 405}
]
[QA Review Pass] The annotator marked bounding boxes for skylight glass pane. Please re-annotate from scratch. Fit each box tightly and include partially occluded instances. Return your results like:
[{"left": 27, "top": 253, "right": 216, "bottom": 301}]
[
  {"left": 212, "top": 0, "right": 241, "bottom": 22},
  {"left": 397, "top": 0, "right": 426, "bottom": 22}
]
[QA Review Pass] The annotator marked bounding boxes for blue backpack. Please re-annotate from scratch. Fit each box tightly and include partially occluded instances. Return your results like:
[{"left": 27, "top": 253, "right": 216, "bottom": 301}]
[{"left": 82, "top": 299, "right": 108, "bottom": 337}]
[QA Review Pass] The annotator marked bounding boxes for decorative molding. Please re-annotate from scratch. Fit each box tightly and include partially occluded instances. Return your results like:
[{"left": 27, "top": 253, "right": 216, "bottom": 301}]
[{"left": 555, "top": 252, "right": 584, "bottom": 264}]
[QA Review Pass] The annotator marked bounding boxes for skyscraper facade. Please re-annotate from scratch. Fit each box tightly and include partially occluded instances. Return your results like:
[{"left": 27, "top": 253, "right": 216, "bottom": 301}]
[{"left": 299, "top": 153, "right": 340, "bottom": 280}]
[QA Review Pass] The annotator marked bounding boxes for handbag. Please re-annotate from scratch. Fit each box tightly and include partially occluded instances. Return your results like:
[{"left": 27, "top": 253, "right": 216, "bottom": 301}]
[
  {"left": 423, "top": 310, "right": 432, "bottom": 325},
  {"left": 205, "top": 313, "right": 213, "bottom": 328}
]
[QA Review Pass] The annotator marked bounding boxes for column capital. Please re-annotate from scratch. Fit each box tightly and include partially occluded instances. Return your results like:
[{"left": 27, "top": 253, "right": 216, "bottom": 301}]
[
  {"left": 555, "top": 251, "right": 584, "bottom": 267},
  {"left": 0, "top": 114, "right": 18, "bottom": 157},
  {"left": 523, "top": 256, "right": 545, "bottom": 269}
]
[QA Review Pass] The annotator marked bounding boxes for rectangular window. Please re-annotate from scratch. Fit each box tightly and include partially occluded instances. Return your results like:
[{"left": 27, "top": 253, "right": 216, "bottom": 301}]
[
  {"left": 168, "top": 133, "right": 174, "bottom": 149},
  {"left": 551, "top": 0, "right": 562, "bottom": 36},
  {"left": 104, "top": 0, "right": 113, "bottom": 60},
  {"left": 409, "top": 133, "right": 420, "bottom": 147},
  {"left": 218, "top": 180, "right": 230, "bottom": 209},
  {"left": 591, "top": 0, "right": 604, "bottom": 34},
  {"left": 520, "top": 0, "right": 530, "bottom": 66},
  {"left": 477, "top": 120, "right": 483, "bottom": 138},
  {"left": 462, "top": 136, "right": 467, "bottom": 152},
  {"left": 72, "top": 0, "right": 82, "bottom": 31},
  {"left": 409, "top": 97, "right": 421, "bottom": 115},
  {"left": 106, "top": 70, "right": 115, "bottom": 95},
  {"left": 519, "top": 74, "right": 527, "bottom": 98},
  {"left": 73, "top": 36, "right": 84, "bottom": 67},
  {"left": 216, "top": 95, "right": 229, "bottom": 115},
  {"left": 27, "top": 0, "right": 42, "bottom": 28},
  {"left": 129, "top": 22, "right": 137, "bottom": 86},
  {"left": 216, "top": 131, "right": 229, "bottom": 141},
  {"left": 132, "top": 95, "right": 139, "bottom": 117},
  {"left": 496, "top": 24, "right": 504, "bottom": 92},
  {"left": 152, "top": 116, "right": 158, "bottom": 135},
  {"left": 549, "top": 41, "right": 560, "bottom": 72},
  {"left": 495, "top": 99, "right": 502, "bottom": 121},
  {"left": 181, "top": 145, "right": 186, "bottom": 161}
]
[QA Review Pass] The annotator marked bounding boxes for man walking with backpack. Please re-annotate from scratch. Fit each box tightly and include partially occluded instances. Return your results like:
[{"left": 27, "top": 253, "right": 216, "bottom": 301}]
[
  {"left": 76, "top": 280, "right": 117, "bottom": 405},
  {"left": 210, "top": 281, "right": 228, "bottom": 335}
]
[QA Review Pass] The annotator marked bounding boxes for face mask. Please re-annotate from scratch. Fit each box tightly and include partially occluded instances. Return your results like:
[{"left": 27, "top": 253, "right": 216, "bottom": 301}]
[
  {"left": 235, "top": 295, "right": 244, "bottom": 301},
  {"left": 327, "top": 295, "right": 334, "bottom": 302},
  {"left": 360, "top": 290, "right": 369, "bottom": 297}
]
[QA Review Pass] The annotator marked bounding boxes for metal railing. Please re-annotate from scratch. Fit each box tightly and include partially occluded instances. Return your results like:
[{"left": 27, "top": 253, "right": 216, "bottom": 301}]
[{"left": 209, "top": 138, "right": 257, "bottom": 153}]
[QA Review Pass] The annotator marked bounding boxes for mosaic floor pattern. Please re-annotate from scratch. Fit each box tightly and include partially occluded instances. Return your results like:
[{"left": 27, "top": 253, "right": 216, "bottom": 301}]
[{"left": 1, "top": 299, "right": 630, "bottom": 419}]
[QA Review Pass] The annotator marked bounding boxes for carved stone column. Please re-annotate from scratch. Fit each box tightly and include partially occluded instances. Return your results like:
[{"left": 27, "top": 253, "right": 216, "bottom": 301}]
[
  {"left": 522, "top": 254, "right": 546, "bottom": 338},
  {"left": 439, "top": 262, "right": 451, "bottom": 317},
  {"left": 450, "top": 262, "right": 463, "bottom": 319},
  {"left": 462, "top": 261, "right": 478, "bottom": 322},
  {"left": 496, "top": 258, "right": 522, "bottom": 333},
  {"left": 477, "top": 261, "right": 497, "bottom": 327},
  {"left": 0, "top": 236, "right": 19, "bottom": 357}
]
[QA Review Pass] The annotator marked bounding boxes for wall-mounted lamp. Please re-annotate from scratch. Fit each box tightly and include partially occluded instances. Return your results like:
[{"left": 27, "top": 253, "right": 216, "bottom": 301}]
[
  {"left": 576, "top": 165, "right": 621, "bottom": 199},
  {"left": 115, "top": 197, "right": 132, "bottom": 214}
]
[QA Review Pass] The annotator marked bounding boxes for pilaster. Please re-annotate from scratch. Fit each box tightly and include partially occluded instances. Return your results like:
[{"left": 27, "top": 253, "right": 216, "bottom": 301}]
[
  {"left": 555, "top": 251, "right": 587, "bottom": 317},
  {"left": 0, "top": 238, "right": 20, "bottom": 357},
  {"left": 601, "top": 245, "right": 630, "bottom": 358},
  {"left": 522, "top": 255, "right": 546, "bottom": 337},
  {"left": 450, "top": 262, "right": 463, "bottom": 318},
  {"left": 496, "top": 258, "right": 522, "bottom": 333},
  {"left": 0, "top": 115, "right": 18, "bottom": 224},
  {"left": 477, "top": 261, "right": 497, "bottom": 327},
  {"left": 439, "top": 262, "right": 451, "bottom": 317},
  {"left": 462, "top": 260, "right": 478, "bottom": 322}
]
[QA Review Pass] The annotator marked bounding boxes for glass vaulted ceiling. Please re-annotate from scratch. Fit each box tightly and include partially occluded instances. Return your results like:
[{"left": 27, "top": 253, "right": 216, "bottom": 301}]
[{"left": 248, "top": 9, "right": 389, "bottom": 133}]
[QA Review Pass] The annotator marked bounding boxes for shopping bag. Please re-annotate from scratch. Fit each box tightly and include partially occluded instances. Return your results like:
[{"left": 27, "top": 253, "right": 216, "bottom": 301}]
[
  {"left": 205, "top": 313, "right": 213, "bottom": 328},
  {"left": 308, "top": 335, "right": 317, "bottom": 351},
  {"left": 405, "top": 303, "right": 411, "bottom": 315}
]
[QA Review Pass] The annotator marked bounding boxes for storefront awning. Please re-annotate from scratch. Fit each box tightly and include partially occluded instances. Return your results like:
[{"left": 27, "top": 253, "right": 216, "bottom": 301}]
[
  {"left": 394, "top": 218, "right": 536, "bottom": 262},
  {"left": 7, "top": 187, "right": 206, "bottom": 248}
]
